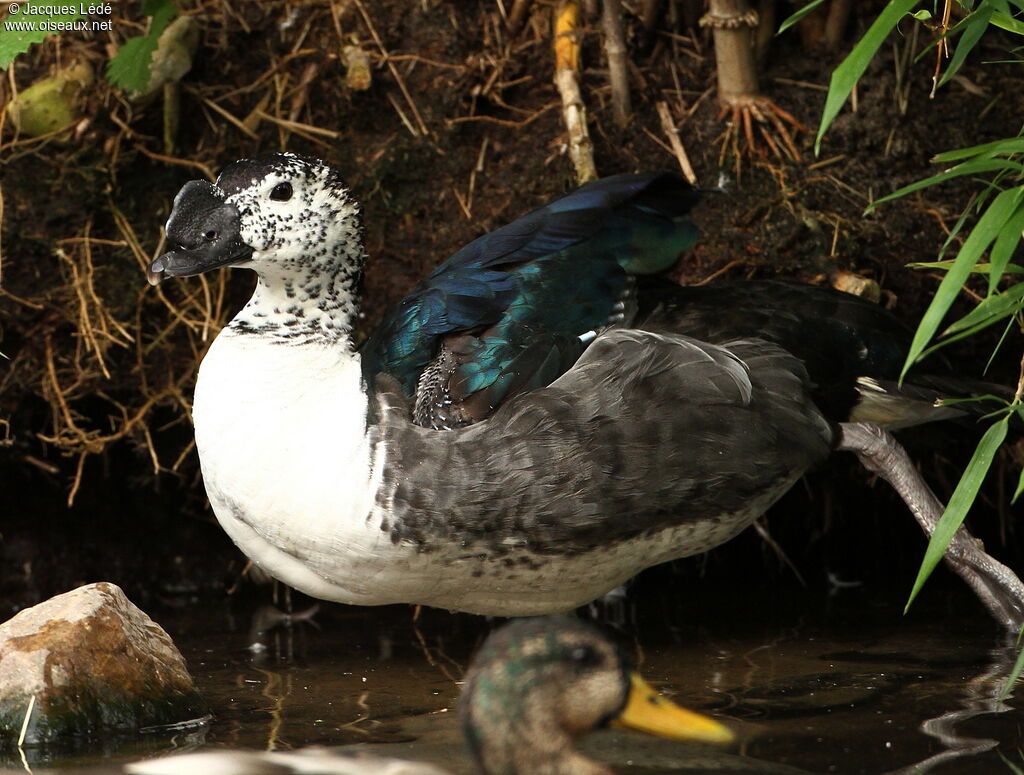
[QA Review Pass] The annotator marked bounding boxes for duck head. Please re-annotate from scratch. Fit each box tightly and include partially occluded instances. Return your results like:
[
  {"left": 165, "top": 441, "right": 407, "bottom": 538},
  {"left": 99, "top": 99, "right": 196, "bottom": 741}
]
[
  {"left": 149, "top": 153, "right": 366, "bottom": 341},
  {"left": 462, "top": 616, "right": 733, "bottom": 775},
  {"left": 148, "top": 152, "right": 364, "bottom": 286}
]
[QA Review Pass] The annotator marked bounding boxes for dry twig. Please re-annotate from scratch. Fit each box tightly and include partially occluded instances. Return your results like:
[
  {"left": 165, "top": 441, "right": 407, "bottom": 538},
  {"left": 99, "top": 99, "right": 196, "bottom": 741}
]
[{"left": 656, "top": 101, "right": 697, "bottom": 185}]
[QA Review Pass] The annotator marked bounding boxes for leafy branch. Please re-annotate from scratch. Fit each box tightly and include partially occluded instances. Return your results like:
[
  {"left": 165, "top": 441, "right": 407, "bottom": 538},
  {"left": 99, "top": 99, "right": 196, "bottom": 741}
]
[{"left": 786, "top": 0, "right": 1024, "bottom": 614}]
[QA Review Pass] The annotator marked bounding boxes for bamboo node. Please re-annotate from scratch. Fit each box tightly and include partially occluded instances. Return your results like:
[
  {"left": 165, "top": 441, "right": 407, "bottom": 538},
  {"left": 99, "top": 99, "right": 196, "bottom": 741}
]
[{"left": 699, "top": 10, "right": 758, "bottom": 29}]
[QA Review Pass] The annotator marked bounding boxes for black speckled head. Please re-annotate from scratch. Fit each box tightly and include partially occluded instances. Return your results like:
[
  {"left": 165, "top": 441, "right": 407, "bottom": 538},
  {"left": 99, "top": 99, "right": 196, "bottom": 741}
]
[
  {"left": 218, "top": 152, "right": 362, "bottom": 265},
  {"left": 162, "top": 152, "right": 368, "bottom": 342}
]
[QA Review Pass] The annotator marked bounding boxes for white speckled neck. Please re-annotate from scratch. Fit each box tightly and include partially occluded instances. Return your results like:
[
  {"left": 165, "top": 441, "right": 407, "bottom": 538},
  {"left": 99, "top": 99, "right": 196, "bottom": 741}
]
[{"left": 228, "top": 249, "right": 363, "bottom": 345}]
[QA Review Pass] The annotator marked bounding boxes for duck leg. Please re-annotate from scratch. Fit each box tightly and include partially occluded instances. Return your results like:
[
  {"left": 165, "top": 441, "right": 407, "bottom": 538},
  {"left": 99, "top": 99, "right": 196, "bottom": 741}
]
[{"left": 836, "top": 421, "right": 1024, "bottom": 632}]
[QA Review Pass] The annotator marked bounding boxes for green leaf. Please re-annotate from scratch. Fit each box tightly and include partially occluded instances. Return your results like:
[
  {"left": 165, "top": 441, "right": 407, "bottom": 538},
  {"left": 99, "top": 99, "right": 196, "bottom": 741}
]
[
  {"left": 991, "top": 10, "right": 1024, "bottom": 35},
  {"left": 867, "top": 158, "right": 1024, "bottom": 213},
  {"left": 938, "top": 7, "right": 993, "bottom": 87},
  {"left": 908, "top": 260, "right": 1024, "bottom": 274},
  {"left": 778, "top": 0, "right": 830, "bottom": 34},
  {"left": 0, "top": 1, "right": 83, "bottom": 69},
  {"left": 938, "top": 193, "right": 981, "bottom": 261},
  {"left": 905, "top": 418, "right": 1010, "bottom": 612},
  {"left": 901, "top": 186, "right": 1023, "bottom": 379},
  {"left": 942, "top": 281, "right": 1024, "bottom": 335},
  {"left": 987, "top": 200, "right": 1024, "bottom": 292},
  {"left": 107, "top": 36, "right": 160, "bottom": 95},
  {"left": 982, "top": 314, "right": 1018, "bottom": 373},
  {"left": 934, "top": 137, "right": 1024, "bottom": 162},
  {"left": 1001, "top": 625, "right": 1024, "bottom": 699},
  {"left": 816, "top": 0, "right": 923, "bottom": 155},
  {"left": 106, "top": 0, "right": 177, "bottom": 95},
  {"left": 932, "top": 393, "right": 1013, "bottom": 410},
  {"left": 1014, "top": 462, "right": 1024, "bottom": 503},
  {"left": 910, "top": 9, "right": 933, "bottom": 20}
]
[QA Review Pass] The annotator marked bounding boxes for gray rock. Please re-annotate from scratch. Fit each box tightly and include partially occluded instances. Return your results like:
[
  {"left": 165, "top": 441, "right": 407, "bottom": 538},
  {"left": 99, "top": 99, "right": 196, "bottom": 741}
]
[{"left": 0, "top": 582, "right": 208, "bottom": 746}]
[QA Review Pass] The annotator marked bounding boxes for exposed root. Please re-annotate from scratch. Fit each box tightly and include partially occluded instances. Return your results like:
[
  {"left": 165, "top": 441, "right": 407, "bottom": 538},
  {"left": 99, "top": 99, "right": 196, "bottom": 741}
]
[{"left": 715, "top": 95, "right": 808, "bottom": 173}]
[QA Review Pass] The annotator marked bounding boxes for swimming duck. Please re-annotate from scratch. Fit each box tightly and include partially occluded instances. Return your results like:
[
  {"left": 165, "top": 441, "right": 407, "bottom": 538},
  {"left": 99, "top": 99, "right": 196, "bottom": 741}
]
[
  {"left": 146, "top": 153, "right": 1024, "bottom": 627},
  {"left": 126, "top": 616, "right": 734, "bottom": 775}
]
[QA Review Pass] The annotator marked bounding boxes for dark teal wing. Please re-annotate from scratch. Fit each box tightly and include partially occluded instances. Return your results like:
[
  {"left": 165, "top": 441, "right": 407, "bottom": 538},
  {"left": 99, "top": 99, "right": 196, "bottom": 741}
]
[{"left": 360, "top": 172, "right": 700, "bottom": 405}]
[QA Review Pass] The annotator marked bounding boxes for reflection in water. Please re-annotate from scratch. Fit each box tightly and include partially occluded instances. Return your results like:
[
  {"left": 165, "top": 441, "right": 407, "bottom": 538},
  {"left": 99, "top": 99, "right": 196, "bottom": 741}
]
[
  {"left": 883, "top": 644, "right": 1014, "bottom": 775},
  {"left": 247, "top": 603, "right": 321, "bottom": 656},
  {"left": 4, "top": 586, "right": 1024, "bottom": 775}
]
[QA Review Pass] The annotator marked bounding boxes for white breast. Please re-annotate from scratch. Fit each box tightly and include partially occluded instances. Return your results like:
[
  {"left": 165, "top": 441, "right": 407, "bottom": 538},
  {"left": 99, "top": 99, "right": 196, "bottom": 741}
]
[{"left": 192, "top": 332, "right": 393, "bottom": 603}]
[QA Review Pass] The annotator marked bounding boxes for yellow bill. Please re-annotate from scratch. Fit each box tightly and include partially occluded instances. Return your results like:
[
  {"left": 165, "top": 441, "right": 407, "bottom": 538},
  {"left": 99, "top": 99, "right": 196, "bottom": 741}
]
[{"left": 613, "top": 673, "right": 734, "bottom": 744}]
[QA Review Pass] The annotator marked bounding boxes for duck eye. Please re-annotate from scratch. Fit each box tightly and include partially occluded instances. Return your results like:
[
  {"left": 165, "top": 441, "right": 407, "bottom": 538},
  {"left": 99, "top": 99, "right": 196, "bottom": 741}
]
[
  {"left": 570, "top": 645, "right": 601, "bottom": 669},
  {"left": 270, "top": 182, "right": 293, "bottom": 202}
]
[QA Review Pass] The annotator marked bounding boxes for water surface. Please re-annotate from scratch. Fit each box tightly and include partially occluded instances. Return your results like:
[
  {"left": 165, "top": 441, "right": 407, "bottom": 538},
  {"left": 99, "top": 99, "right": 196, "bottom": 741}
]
[{"left": 4, "top": 579, "right": 1022, "bottom": 775}]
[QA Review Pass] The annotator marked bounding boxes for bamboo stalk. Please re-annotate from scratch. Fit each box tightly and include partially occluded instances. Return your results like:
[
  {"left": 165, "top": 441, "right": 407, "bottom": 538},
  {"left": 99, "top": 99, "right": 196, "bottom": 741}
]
[
  {"left": 825, "top": 0, "right": 854, "bottom": 49},
  {"left": 701, "top": 0, "right": 760, "bottom": 107},
  {"left": 554, "top": 1, "right": 598, "bottom": 183},
  {"left": 602, "top": 0, "right": 631, "bottom": 128},
  {"left": 754, "top": 0, "right": 774, "bottom": 61},
  {"left": 640, "top": 0, "right": 661, "bottom": 37}
]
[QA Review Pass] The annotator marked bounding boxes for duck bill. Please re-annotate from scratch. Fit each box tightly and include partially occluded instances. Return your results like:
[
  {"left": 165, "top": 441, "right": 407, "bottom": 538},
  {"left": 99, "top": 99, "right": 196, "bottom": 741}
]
[
  {"left": 612, "top": 673, "right": 734, "bottom": 744},
  {"left": 146, "top": 242, "right": 253, "bottom": 286},
  {"left": 146, "top": 179, "right": 254, "bottom": 286}
]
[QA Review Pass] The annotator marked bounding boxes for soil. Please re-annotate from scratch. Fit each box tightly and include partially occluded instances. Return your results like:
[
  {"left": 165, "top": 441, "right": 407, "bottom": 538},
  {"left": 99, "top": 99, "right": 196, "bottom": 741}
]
[{"left": 0, "top": 1, "right": 1022, "bottom": 611}]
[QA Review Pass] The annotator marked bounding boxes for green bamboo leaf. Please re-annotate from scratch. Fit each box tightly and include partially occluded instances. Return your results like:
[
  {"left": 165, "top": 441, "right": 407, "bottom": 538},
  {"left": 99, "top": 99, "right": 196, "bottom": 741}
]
[
  {"left": 943, "top": 281, "right": 1024, "bottom": 335},
  {"left": 901, "top": 186, "right": 1023, "bottom": 379},
  {"left": 867, "top": 158, "right": 1024, "bottom": 213},
  {"left": 778, "top": 0, "right": 831, "bottom": 34},
  {"left": 914, "top": 316, "right": 1012, "bottom": 361},
  {"left": 988, "top": 201, "right": 1024, "bottom": 293},
  {"left": 939, "top": 7, "right": 993, "bottom": 86},
  {"left": 1001, "top": 629, "right": 1024, "bottom": 699},
  {"left": 991, "top": 10, "right": 1024, "bottom": 35},
  {"left": 983, "top": 315, "right": 1019, "bottom": 374},
  {"left": 938, "top": 193, "right": 982, "bottom": 260},
  {"left": 908, "top": 260, "right": 1024, "bottom": 273},
  {"left": 1014, "top": 462, "right": 1024, "bottom": 503},
  {"left": 816, "top": 0, "right": 923, "bottom": 154},
  {"left": 906, "top": 419, "right": 1010, "bottom": 612},
  {"left": 934, "top": 394, "right": 1013, "bottom": 410},
  {"left": 934, "top": 137, "right": 1024, "bottom": 162}
]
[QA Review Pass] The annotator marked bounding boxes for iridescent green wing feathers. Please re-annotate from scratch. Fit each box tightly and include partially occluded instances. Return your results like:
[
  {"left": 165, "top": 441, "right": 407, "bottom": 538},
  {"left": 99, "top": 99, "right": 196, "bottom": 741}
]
[{"left": 360, "top": 172, "right": 700, "bottom": 422}]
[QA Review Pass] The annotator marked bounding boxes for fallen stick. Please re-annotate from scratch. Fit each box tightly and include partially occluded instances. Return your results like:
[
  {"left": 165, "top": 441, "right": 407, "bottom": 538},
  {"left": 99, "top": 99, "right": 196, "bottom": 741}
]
[{"left": 656, "top": 101, "right": 697, "bottom": 185}]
